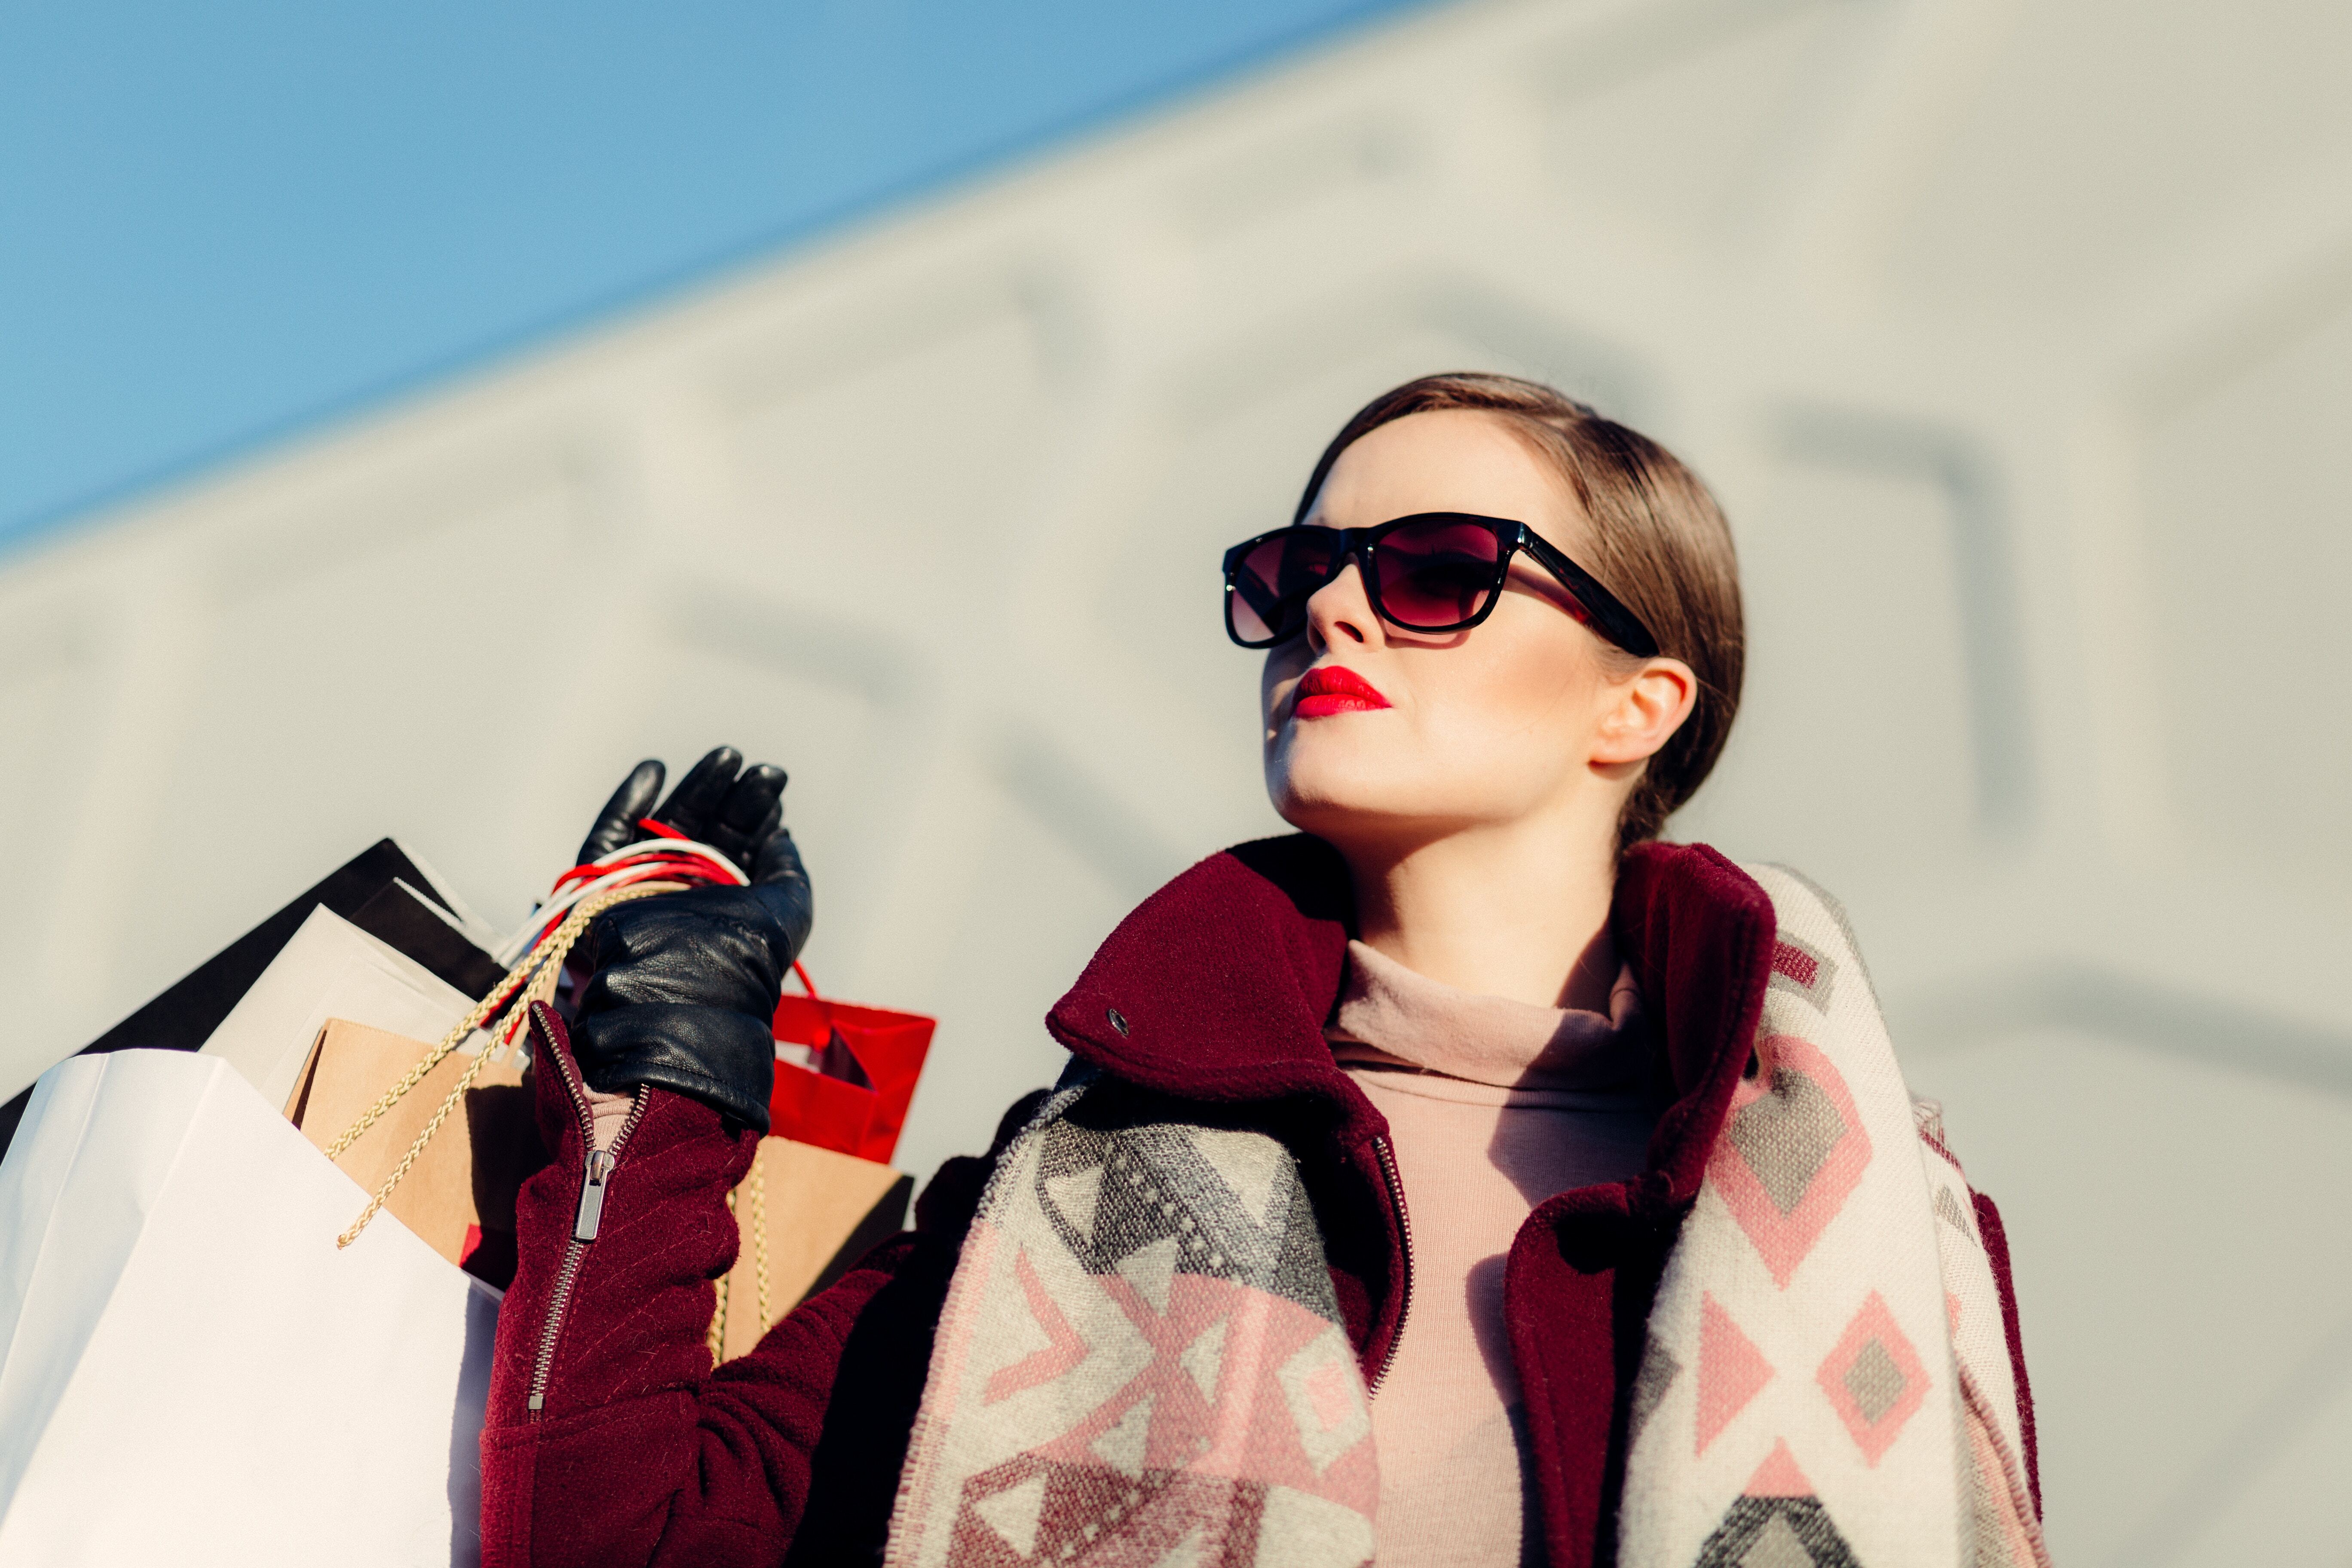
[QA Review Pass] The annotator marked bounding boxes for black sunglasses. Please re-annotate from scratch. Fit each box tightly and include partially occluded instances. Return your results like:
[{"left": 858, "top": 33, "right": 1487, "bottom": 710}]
[{"left": 1221, "top": 512, "right": 1659, "bottom": 656}]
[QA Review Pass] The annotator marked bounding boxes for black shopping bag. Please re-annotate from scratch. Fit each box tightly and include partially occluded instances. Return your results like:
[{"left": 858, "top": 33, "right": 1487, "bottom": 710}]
[{"left": 0, "top": 839, "right": 502, "bottom": 1160}]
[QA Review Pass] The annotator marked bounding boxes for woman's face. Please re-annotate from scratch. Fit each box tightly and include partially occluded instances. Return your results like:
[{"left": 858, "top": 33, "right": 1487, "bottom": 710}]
[{"left": 1261, "top": 409, "right": 1691, "bottom": 857}]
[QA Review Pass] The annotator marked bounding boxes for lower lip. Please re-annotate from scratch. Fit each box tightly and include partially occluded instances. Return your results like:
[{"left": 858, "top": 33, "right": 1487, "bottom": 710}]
[{"left": 1293, "top": 693, "right": 1390, "bottom": 719}]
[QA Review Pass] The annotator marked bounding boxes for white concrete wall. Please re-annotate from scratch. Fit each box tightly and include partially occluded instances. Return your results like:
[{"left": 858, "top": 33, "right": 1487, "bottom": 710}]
[{"left": 3, "top": 0, "right": 2348, "bottom": 1560}]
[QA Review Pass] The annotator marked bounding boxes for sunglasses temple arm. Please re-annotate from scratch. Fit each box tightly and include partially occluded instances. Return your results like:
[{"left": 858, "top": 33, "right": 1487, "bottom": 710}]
[{"left": 1520, "top": 530, "right": 1659, "bottom": 657}]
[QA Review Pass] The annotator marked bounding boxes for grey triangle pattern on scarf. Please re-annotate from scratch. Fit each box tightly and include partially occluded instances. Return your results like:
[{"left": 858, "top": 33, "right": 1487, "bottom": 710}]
[
  {"left": 884, "top": 1074, "right": 1380, "bottom": 1568},
  {"left": 1029, "top": 1093, "right": 1336, "bottom": 1315}
]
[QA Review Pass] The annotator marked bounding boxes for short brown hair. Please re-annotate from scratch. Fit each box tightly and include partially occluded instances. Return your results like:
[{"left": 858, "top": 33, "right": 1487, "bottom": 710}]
[{"left": 1295, "top": 372, "right": 1745, "bottom": 851}]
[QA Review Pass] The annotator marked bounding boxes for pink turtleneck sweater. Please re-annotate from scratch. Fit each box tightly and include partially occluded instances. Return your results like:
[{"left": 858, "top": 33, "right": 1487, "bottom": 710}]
[{"left": 1327, "top": 940, "right": 1658, "bottom": 1568}]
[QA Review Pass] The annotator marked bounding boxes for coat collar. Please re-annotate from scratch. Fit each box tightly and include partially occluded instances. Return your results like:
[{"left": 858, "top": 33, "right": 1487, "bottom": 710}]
[{"left": 1044, "top": 833, "right": 1775, "bottom": 1203}]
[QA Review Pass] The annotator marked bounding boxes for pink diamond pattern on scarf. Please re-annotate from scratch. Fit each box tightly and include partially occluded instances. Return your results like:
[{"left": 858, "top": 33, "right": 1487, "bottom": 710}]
[
  {"left": 1709, "top": 1034, "right": 1871, "bottom": 1287},
  {"left": 1696, "top": 1293, "right": 1774, "bottom": 1455},
  {"left": 1816, "top": 1291, "right": 1928, "bottom": 1466},
  {"left": 1276, "top": 1326, "right": 1375, "bottom": 1476}
]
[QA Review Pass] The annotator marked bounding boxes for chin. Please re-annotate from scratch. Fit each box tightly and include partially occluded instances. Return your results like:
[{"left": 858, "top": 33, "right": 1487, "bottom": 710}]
[
  {"left": 1265, "top": 744, "right": 1436, "bottom": 842},
  {"left": 1266, "top": 728, "right": 1575, "bottom": 849}
]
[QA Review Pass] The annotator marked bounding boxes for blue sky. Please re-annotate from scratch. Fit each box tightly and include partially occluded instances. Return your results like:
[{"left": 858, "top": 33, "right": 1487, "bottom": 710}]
[{"left": 0, "top": 2, "right": 1429, "bottom": 553}]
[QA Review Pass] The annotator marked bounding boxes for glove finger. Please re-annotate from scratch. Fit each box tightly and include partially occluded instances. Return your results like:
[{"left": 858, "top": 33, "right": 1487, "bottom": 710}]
[
  {"left": 577, "top": 760, "right": 664, "bottom": 865},
  {"left": 750, "top": 824, "right": 815, "bottom": 964},
  {"left": 706, "top": 763, "right": 787, "bottom": 870},
  {"left": 751, "top": 820, "right": 808, "bottom": 890},
  {"left": 652, "top": 746, "right": 742, "bottom": 841},
  {"left": 710, "top": 795, "right": 783, "bottom": 877},
  {"left": 747, "top": 795, "right": 784, "bottom": 852}
]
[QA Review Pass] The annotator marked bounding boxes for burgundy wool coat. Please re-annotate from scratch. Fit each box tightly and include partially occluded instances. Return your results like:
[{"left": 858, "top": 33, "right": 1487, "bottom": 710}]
[{"left": 479, "top": 836, "right": 2038, "bottom": 1568}]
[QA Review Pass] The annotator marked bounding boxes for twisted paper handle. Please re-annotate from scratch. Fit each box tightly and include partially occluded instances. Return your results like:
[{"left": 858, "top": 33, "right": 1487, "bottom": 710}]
[
  {"left": 707, "top": 1140, "right": 774, "bottom": 1364},
  {"left": 709, "top": 1191, "right": 735, "bottom": 1363},
  {"left": 331, "top": 879, "right": 686, "bottom": 1250}
]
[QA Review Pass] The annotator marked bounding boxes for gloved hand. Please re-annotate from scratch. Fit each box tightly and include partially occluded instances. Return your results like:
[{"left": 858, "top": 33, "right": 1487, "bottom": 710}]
[
  {"left": 567, "top": 747, "right": 814, "bottom": 1131},
  {"left": 574, "top": 744, "right": 793, "bottom": 873}
]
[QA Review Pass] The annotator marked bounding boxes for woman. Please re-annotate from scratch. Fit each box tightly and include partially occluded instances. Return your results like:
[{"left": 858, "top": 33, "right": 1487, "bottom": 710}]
[{"left": 483, "top": 375, "right": 2045, "bottom": 1567}]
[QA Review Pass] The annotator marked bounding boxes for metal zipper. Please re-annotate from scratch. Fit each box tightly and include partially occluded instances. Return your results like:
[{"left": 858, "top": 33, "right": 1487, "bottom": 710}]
[
  {"left": 1366, "top": 1133, "right": 1412, "bottom": 1398},
  {"left": 527, "top": 1009, "right": 646, "bottom": 1417}
]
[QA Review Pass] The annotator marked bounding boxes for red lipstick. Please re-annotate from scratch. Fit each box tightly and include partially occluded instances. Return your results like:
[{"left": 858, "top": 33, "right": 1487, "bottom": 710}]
[{"left": 1292, "top": 665, "right": 1392, "bottom": 719}]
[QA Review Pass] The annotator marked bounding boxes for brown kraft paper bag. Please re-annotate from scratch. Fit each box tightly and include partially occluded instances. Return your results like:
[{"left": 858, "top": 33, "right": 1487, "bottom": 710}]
[
  {"left": 711, "top": 1137, "right": 913, "bottom": 1363},
  {"left": 286, "top": 1018, "right": 913, "bottom": 1335},
  {"left": 283, "top": 1018, "right": 541, "bottom": 1280}
]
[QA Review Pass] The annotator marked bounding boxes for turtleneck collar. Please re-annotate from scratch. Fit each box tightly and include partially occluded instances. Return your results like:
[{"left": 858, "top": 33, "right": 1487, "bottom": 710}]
[
  {"left": 1323, "top": 939, "right": 1649, "bottom": 1093},
  {"left": 1046, "top": 831, "right": 1776, "bottom": 1207}
]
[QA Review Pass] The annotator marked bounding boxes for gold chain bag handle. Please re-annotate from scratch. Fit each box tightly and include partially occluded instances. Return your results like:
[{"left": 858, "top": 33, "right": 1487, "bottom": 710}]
[{"left": 330, "top": 879, "right": 686, "bottom": 1250}]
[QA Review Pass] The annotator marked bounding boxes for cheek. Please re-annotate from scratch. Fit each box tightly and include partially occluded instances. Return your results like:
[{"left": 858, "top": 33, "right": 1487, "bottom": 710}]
[
  {"left": 1416, "top": 617, "right": 1596, "bottom": 744},
  {"left": 1262, "top": 619, "right": 1603, "bottom": 822}
]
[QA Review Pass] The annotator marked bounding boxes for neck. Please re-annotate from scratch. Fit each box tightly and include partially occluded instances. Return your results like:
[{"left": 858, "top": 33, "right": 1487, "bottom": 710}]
[{"left": 1337, "top": 805, "right": 1620, "bottom": 1012}]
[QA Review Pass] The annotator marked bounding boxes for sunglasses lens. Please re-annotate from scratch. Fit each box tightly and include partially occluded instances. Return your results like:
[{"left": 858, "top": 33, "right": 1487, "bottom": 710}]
[
  {"left": 1373, "top": 518, "right": 1504, "bottom": 629},
  {"left": 1228, "top": 530, "right": 1341, "bottom": 644}
]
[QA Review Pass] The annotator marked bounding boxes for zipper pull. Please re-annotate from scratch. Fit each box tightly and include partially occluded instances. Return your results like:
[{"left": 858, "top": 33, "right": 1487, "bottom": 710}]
[{"left": 573, "top": 1148, "right": 617, "bottom": 1242}]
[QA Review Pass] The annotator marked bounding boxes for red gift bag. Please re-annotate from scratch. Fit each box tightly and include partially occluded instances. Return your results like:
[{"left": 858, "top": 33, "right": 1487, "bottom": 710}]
[{"left": 768, "top": 963, "right": 935, "bottom": 1165}]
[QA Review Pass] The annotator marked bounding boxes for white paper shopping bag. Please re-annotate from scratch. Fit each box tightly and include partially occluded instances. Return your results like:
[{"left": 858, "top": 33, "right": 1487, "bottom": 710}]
[
  {"left": 0, "top": 1049, "right": 497, "bottom": 1566},
  {"left": 199, "top": 903, "right": 476, "bottom": 1112}
]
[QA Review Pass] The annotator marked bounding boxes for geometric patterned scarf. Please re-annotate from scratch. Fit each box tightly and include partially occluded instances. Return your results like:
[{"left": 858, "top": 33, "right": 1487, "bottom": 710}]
[
  {"left": 1618, "top": 866, "right": 2049, "bottom": 1568},
  {"left": 882, "top": 1081, "right": 1379, "bottom": 1568},
  {"left": 885, "top": 864, "right": 2046, "bottom": 1567}
]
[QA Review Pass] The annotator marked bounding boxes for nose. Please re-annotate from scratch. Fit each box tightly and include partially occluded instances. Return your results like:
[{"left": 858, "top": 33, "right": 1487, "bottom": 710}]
[{"left": 1304, "top": 559, "right": 1376, "bottom": 652}]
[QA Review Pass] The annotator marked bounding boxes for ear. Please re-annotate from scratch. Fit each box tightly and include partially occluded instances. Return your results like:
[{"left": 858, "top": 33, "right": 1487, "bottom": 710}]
[{"left": 1590, "top": 656, "right": 1697, "bottom": 767}]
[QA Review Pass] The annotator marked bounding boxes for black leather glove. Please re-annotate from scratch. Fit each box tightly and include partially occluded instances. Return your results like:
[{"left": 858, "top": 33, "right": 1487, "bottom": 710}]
[
  {"left": 575, "top": 744, "right": 789, "bottom": 873},
  {"left": 567, "top": 747, "right": 814, "bottom": 1131}
]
